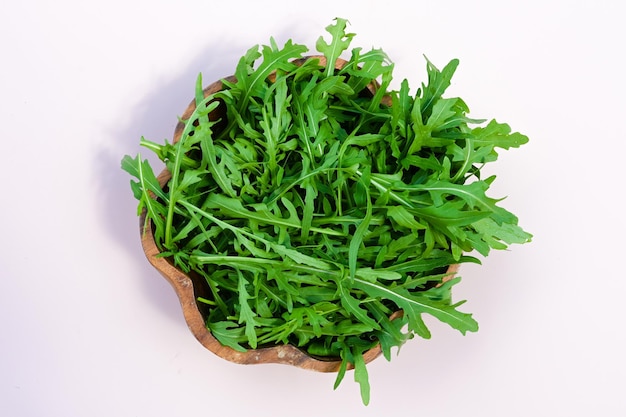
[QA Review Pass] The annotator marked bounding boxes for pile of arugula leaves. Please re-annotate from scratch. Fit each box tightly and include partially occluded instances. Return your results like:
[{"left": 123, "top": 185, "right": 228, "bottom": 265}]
[{"left": 122, "top": 18, "right": 531, "bottom": 405}]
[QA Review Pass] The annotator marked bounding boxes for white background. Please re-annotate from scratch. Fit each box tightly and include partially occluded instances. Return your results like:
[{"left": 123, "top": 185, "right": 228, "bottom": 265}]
[{"left": 2, "top": 1, "right": 625, "bottom": 415}]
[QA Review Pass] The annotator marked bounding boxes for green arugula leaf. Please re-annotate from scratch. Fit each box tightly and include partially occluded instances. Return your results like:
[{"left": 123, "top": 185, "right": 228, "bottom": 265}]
[
  {"left": 473, "top": 119, "right": 529, "bottom": 150},
  {"left": 352, "top": 346, "right": 371, "bottom": 406},
  {"left": 348, "top": 171, "right": 372, "bottom": 280},
  {"left": 208, "top": 321, "right": 248, "bottom": 352},
  {"left": 316, "top": 17, "right": 354, "bottom": 77},
  {"left": 233, "top": 38, "right": 308, "bottom": 112},
  {"left": 120, "top": 154, "right": 167, "bottom": 242},
  {"left": 420, "top": 57, "right": 459, "bottom": 116},
  {"left": 336, "top": 277, "right": 380, "bottom": 331},
  {"left": 353, "top": 277, "right": 479, "bottom": 336},
  {"left": 236, "top": 269, "right": 259, "bottom": 349}
]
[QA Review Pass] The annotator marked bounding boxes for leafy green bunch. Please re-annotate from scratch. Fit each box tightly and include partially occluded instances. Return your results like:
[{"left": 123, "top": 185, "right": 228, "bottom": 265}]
[{"left": 122, "top": 18, "right": 531, "bottom": 405}]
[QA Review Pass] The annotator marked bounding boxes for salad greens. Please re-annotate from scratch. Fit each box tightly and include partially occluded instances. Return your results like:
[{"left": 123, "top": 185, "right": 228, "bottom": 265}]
[{"left": 122, "top": 18, "right": 531, "bottom": 405}]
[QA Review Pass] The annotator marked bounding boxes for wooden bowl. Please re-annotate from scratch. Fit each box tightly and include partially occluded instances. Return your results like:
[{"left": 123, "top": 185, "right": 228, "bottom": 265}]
[{"left": 139, "top": 56, "right": 458, "bottom": 372}]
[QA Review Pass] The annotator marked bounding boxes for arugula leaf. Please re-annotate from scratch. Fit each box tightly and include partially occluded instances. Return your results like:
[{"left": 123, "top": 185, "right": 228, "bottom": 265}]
[
  {"left": 316, "top": 17, "right": 354, "bottom": 77},
  {"left": 420, "top": 57, "right": 459, "bottom": 117},
  {"left": 352, "top": 345, "right": 371, "bottom": 406},
  {"left": 336, "top": 277, "right": 380, "bottom": 331},
  {"left": 353, "top": 277, "right": 479, "bottom": 337},
  {"left": 120, "top": 154, "right": 167, "bottom": 205},
  {"left": 348, "top": 171, "right": 372, "bottom": 280},
  {"left": 208, "top": 321, "right": 248, "bottom": 352},
  {"left": 236, "top": 269, "right": 259, "bottom": 349},
  {"left": 233, "top": 38, "right": 308, "bottom": 113},
  {"left": 473, "top": 119, "right": 529, "bottom": 150},
  {"left": 120, "top": 154, "right": 167, "bottom": 242}
]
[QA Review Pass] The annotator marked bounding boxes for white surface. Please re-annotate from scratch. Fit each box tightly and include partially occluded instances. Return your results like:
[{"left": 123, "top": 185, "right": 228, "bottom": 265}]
[{"left": 2, "top": 1, "right": 625, "bottom": 415}]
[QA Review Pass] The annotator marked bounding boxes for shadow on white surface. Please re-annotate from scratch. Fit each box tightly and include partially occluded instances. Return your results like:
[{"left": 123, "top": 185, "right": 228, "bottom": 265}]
[{"left": 93, "top": 42, "right": 247, "bottom": 325}]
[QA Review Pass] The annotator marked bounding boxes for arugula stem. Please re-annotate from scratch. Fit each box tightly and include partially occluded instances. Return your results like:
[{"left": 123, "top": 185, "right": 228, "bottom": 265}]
[{"left": 355, "top": 169, "right": 416, "bottom": 209}]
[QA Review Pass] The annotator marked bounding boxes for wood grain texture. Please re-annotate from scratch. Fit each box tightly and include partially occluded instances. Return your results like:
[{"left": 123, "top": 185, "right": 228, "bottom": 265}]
[{"left": 139, "top": 56, "right": 457, "bottom": 372}]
